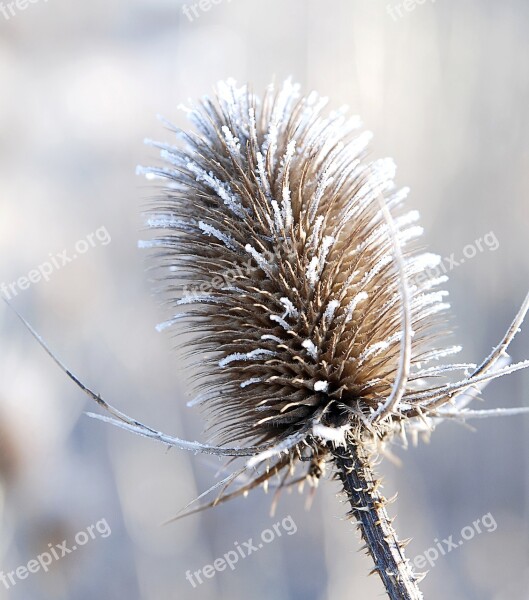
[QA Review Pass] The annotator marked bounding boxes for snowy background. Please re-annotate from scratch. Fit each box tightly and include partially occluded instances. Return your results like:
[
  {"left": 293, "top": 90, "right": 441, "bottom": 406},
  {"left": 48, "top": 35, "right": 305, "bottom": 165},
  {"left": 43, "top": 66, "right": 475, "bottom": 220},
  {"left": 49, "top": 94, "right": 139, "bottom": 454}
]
[{"left": 1, "top": 1, "right": 529, "bottom": 598}]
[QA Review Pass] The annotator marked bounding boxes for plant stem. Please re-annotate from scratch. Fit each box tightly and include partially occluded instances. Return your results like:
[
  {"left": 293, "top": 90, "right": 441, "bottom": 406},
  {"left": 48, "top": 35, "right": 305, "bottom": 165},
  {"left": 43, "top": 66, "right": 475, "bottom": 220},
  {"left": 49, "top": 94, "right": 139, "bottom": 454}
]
[{"left": 332, "top": 442, "right": 424, "bottom": 600}]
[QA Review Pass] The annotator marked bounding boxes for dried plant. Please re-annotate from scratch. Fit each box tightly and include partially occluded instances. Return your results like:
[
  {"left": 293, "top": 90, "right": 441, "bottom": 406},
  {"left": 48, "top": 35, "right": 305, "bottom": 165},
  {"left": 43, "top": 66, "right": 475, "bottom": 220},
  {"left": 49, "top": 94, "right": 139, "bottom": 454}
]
[{"left": 12, "top": 79, "right": 529, "bottom": 599}]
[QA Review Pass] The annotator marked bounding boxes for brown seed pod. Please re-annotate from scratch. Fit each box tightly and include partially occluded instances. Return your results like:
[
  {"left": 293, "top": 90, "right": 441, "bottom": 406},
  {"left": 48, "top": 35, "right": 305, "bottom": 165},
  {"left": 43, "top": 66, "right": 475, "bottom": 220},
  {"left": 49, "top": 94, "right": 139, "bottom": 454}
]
[{"left": 139, "top": 78, "right": 529, "bottom": 453}]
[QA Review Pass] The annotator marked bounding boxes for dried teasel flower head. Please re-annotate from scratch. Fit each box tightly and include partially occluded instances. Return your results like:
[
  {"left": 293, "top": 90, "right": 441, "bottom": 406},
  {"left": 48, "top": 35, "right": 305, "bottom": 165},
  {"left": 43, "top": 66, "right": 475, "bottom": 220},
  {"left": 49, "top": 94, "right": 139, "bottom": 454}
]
[
  {"left": 134, "top": 79, "right": 529, "bottom": 598},
  {"left": 138, "top": 79, "right": 529, "bottom": 457}
]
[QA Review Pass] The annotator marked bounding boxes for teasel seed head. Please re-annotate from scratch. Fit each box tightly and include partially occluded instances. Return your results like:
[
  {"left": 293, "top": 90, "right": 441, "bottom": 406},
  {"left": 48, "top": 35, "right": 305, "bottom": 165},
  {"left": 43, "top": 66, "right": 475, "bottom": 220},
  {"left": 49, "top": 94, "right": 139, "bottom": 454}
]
[{"left": 139, "top": 78, "right": 529, "bottom": 465}]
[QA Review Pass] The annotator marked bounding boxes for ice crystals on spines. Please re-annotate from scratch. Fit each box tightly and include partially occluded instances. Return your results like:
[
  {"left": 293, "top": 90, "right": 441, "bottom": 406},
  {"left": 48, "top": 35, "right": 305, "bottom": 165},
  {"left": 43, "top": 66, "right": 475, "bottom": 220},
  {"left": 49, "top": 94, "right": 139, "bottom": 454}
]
[
  {"left": 137, "top": 239, "right": 171, "bottom": 249},
  {"left": 281, "top": 184, "right": 294, "bottom": 230},
  {"left": 176, "top": 294, "right": 222, "bottom": 306},
  {"left": 314, "top": 380, "right": 329, "bottom": 392},
  {"left": 398, "top": 226, "right": 424, "bottom": 246},
  {"left": 276, "top": 139, "right": 297, "bottom": 189},
  {"left": 261, "top": 334, "right": 284, "bottom": 343},
  {"left": 262, "top": 78, "right": 301, "bottom": 165},
  {"left": 323, "top": 299, "right": 341, "bottom": 326},
  {"left": 308, "top": 168, "right": 334, "bottom": 223},
  {"left": 178, "top": 102, "right": 224, "bottom": 145},
  {"left": 198, "top": 221, "right": 237, "bottom": 251},
  {"left": 359, "top": 331, "right": 403, "bottom": 364},
  {"left": 416, "top": 302, "right": 451, "bottom": 321},
  {"left": 307, "top": 215, "right": 325, "bottom": 253},
  {"left": 413, "top": 363, "right": 477, "bottom": 378},
  {"left": 240, "top": 378, "right": 263, "bottom": 388},
  {"left": 256, "top": 151, "right": 272, "bottom": 199},
  {"left": 219, "top": 349, "right": 278, "bottom": 368},
  {"left": 412, "top": 291, "right": 449, "bottom": 310},
  {"left": 186, "top": 161, "right": 246, "bottom": 219},
  {"left": 413, "top": 346, "right": 463, "bottom": 369},
  {"left": 269, "top": 314, "right": 291, "bottom": 331},
  {"left": 280, "top": 297, "right": 299, "bottom": 319},
  {"left": 271, "top": 199, "right": 285, "bottom": 234},
  {"left": 344, "top": 291, "right": 369, "bottom": 323},
  {"left": 354, "top": 158, "right": 397, "bottom": 205},
  {"left": 245, "top": 244, "right": 274, "bottom": 277},
  {"left": 350, "top": 210, "right": 422, "bottom": 257},
  {"left": 306, "top": 235, "right": 335, "bottom": 288},
  {"left": 216, "top": 79, "right": 254, "bottom": 141},
  {"left": 302, "top": 339, "right": 318, "bottom": 360},
  {"left": 155, "top": 313, "right": 189, "bottom": 332},
  {"left": 135, "top": 165, "right": 178, "bottom": 181},
  {"left": 419, "top": 275, "right": 449, "bottom": 292},
  {"left": 147, "top": 214, "right": 197, "bottom": 233},
  {"left": 221, "top": 125, "right": 241, "bottom": 158},
  {"left": 358, "top": 253, "right": 394, "bottom": 288}
]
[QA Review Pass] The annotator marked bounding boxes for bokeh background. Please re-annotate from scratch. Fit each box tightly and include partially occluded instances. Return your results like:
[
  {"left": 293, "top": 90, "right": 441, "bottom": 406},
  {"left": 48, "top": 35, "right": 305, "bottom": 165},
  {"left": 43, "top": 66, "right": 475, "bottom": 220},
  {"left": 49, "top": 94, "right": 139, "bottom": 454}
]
[{"left": 1, "top": 1, "right": 529, "bottom": 598}]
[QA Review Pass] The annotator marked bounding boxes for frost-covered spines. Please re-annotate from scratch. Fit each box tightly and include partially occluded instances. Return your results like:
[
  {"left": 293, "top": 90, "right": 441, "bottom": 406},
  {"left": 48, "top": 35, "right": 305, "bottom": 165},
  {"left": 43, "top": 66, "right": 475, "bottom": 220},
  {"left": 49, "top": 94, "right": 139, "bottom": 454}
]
[{"left": 138, "top": 78, "right": 458, "bottom": 448}]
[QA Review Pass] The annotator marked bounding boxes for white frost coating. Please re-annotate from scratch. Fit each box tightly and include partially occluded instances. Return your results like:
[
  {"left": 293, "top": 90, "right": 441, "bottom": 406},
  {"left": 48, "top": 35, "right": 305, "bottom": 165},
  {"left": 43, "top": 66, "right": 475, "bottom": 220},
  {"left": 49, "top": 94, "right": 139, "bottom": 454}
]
[
  {"left": 155, "top": 314, "right": 189, "bottom": 332},
  {"left": 312, "top": 423, "right": 349, "bottom": 446},
  {"left": 314, "top": 380, "right": 329, "bottom": 392},
  {"left": 407, "top": 252, "right": 442, "bottom": 274},
  {"left": 344, "top": 291, "right": 368, "bottom": 323},
  {"left": 138, "top": 239, "right": 169, "bottom": 249},
  {"left": 318, "top": 235, "right": 334, "bottom": 269},
  {"left": 219, "top": 348, "right": 277, "bottom": 368},
  {"left": 306, "top": 256, "right": 320, "bottom": 287},
  {"left": 147, "top": 215, "right": 195, "bottom": 231},
  {"left": 399, "top": 226, "right": 424, "bottom": 245},
  {"left": 256, "top": 152, "right": 272, "bottom": 198},
  {"left": 135, "top": 165, "right": 166, "bottom": 180},
  {"left": 261, "top": 334, "right": 283, "bottom": 343},
  {"left": 421, "top": 275, "right": 449, "bottom": 291},
  {"left": 277, "top": 139, "right": 296, "bottom": 186},
  {"left": 248, "top": 106, "right": 258, "bottom": 146},
  {"left": 359, "top": 253, "right": 393, "bottom": 287},
  {"left": 359, "top": 331, "right": 402, "bottom": 363},
  {"left": 414, "top": 345, "right": 462, "bottom": 368},
  {"left": 307, "top": 215, "right": 325, "bottom": 252},
  {"left": 280, "top": 297, "right": 299, "bottom": 319},
  {"left": 414, "top": 363, "right": 477, "bottom": 377},
  {"left": 309, "top": 170, "right": 334, "bottom": 222},
  {"left": 302, "top": 339, "right": 318, "bottom": 360},
  {"left": 271, "top": 199, "right": 284, "bottom": 232},
  {"left": 324, "top": 299, "right": 341, "bottom": 325},
  {"left": 282, "top": 185, "right": 293, "bottom": 229},
  {"left": 221, "top": 125, "right": 241, "bottom": 155},
  {"left": 176, "top": 294, "right": 220, "bottom": 306},
  {"left": 187, "top": 161, "right": 245, "bottom": 218},
  {"left": 306, "top": 233, "right": 334, "bottom": 288},
  {"left": 270, "top": 314, "right": 291, "bottom": 330},
  {"left": 245, "top": 244, "right": 273, "bottom": 276},
  {"left": 412, "top": 291, "right": 449, "bottom": 309},
  {"left": 416, "top": 302, "right": 451, "bottom": 320},
  {"left": 241, "top": 377, "right": 263, "bottom": 388},
  {"left": 198, "top": 221, "right": 237, "bottom": 251},
  {"left": 186, "top": 392, "right": 211, "bottom": 408}
]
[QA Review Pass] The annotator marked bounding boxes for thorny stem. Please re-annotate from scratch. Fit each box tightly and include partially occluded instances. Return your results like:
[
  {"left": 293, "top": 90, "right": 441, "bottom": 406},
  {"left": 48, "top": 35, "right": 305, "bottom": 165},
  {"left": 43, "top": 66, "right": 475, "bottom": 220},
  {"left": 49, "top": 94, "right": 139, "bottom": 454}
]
[{"left": 332, "top": 442, "right": 424, "bottom": 600}]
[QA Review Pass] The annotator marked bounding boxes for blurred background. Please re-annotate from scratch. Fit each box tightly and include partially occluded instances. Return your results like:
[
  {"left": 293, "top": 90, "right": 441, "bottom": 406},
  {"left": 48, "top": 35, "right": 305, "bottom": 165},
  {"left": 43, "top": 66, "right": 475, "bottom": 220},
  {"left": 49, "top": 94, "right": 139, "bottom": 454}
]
[{"left": 1, "top": 1, "right": 529, "bottom": 598}]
